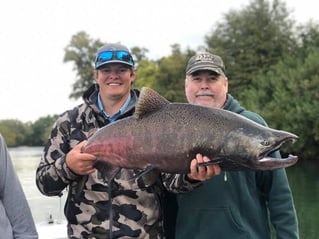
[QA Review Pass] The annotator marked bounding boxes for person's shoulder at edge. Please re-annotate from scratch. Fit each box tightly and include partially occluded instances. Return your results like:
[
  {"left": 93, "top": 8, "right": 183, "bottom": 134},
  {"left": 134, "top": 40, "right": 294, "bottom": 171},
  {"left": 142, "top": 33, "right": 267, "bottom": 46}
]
[
  {"left": 240, "top": 110, "right": 268, "bottom": 126},
  {"left": 226, "top": 94, "right": 268, "bottom": 126}
]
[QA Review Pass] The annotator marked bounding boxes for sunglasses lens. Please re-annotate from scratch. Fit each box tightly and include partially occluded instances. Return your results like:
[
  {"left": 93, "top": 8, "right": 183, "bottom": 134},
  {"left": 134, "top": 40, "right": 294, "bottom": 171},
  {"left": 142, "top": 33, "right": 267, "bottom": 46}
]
[
  {"left": 98, "top": 51, "right": 113, "bottom": 61},
  {"left": 116, "top": 51, "right": 133, "bottom": 64},
  {"left": 95, "top": 51, "right": 134, "bottom": 68},
  {"left": 95, "top": 51, "right": 113, "bottom": 68}
]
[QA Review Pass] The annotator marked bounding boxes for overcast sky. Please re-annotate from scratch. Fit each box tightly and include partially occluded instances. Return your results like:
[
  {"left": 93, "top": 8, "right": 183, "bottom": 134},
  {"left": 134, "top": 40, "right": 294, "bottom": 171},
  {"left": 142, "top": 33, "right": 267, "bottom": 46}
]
[{"left": 0, "top": 0, "right": 317, "bottom": 122}]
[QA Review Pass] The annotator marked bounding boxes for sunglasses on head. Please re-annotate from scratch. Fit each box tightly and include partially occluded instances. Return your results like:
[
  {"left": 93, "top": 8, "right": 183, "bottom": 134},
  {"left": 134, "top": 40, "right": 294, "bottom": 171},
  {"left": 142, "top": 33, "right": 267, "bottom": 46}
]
[{"left": 95, "top": 51, "right": 134, "bottom": 68}]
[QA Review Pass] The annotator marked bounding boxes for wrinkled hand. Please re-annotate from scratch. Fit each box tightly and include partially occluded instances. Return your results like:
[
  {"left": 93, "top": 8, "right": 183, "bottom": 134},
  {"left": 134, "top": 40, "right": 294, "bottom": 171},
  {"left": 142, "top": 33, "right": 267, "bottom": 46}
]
[
  {"left": 65, "top": 141, "right": 97, "bottom": 175},
  {"left": 187, "top": 154, "right": 221, "bottom": 181}
]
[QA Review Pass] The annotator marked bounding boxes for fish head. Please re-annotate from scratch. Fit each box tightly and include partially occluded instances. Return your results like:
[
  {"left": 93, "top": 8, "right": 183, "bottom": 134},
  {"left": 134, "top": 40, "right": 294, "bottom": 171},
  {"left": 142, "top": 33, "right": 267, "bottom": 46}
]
[{"left": 220, "top": 126, "right": 299, "bottom": 170}]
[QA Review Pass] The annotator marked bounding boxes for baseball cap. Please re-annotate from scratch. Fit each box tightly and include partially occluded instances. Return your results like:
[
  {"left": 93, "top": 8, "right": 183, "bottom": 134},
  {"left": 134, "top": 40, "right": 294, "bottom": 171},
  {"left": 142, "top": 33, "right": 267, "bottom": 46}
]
[
  {"left": 186, "top": 52, "right": 226, "bottom": 76},
  {"left": 95, "top": 43, "right": 134, "bottom": 69}
]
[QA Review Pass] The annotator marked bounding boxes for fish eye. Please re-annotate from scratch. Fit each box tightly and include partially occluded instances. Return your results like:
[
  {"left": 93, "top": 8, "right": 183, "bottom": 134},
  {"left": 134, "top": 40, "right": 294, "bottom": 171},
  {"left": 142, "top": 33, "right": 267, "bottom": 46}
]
[{"left": 261, "top": 140, "right": 270, "bottom": 146}]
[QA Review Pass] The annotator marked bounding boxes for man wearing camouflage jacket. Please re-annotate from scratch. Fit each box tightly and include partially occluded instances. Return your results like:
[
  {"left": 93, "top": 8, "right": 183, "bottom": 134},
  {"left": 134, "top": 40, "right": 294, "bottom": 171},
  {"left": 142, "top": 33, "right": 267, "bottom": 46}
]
[{"left": 36, "top": 43, "right": 219, "bottom": 239}]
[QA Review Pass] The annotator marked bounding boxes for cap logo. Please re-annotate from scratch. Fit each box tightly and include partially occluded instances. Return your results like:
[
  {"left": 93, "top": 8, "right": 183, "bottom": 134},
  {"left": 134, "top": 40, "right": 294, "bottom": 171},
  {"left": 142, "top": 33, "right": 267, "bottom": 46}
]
[{"left": 195, "top": 53, "right": 217, "bottom": 63}]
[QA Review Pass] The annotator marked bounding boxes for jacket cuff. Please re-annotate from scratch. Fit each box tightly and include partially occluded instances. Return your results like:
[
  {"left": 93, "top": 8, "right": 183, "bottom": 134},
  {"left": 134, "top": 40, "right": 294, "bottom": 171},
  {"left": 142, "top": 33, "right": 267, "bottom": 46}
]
[
  {"left": 59, "top": 156, "right": 81, "bottom": 181},
  {"left": 182, "top": 174, "right": 202, "bottom": 188}
]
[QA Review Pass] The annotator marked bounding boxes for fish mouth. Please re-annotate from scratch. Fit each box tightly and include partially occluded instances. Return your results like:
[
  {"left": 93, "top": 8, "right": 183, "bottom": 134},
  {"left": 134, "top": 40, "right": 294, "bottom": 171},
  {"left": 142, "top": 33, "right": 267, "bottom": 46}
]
[
  {"left": 253, "top": 154, "right": 298, "bottom": 170},
  {"left": 202, "top": 133, "right": 299, "bottom": 171},
  {"left": 258, "top": 154, "right": 298, "bottom": 163},
  {"left": 253, "top": 135, "right": 299, "bottom": 170}
]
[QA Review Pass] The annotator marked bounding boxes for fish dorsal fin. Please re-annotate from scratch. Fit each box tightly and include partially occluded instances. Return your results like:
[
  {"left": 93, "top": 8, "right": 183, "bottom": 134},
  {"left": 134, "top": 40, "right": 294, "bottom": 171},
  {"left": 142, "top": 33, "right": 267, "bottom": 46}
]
[{"left": 135, "top": 87, "right": 170, "bottom": 119}]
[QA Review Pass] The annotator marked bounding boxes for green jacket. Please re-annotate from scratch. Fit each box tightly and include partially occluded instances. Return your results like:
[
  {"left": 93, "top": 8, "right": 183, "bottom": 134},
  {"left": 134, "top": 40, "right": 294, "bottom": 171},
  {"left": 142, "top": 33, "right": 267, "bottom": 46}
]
[{"left": 173, "top": 94, "right": 299, "bottom": 239}]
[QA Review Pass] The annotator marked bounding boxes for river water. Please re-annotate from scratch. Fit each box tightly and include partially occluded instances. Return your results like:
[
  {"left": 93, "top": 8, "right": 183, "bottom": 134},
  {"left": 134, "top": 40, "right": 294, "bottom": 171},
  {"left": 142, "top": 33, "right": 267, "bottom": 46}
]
[{"left": 8, "top": 146, "right": 319, "bottom": 239}]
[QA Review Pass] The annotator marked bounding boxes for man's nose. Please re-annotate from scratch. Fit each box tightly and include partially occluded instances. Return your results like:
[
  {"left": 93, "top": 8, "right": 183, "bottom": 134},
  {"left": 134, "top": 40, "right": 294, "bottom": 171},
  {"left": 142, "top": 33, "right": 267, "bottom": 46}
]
[
  {"left": 199, "top": 80, "right": 209, "bottom": 89},
  {"left": 109, "top": 69, "right": 121, "bottom": 76}
]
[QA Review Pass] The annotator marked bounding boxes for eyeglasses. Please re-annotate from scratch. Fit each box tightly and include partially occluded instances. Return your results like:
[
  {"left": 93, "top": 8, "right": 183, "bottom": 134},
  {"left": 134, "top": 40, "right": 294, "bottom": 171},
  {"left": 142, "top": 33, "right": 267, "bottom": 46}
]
[{"left": 95, "top": 51, "right": 134, "bottom": 68}]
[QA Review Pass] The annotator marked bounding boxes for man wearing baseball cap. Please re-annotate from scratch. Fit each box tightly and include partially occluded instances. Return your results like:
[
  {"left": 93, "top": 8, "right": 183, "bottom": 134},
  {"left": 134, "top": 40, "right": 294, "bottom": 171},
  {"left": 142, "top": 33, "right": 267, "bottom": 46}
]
[
  {"left": 169, "top": 52, "right": 299, "bottom": 238},
  {"left": 185, "top": 52, "right": 226, "bottom": 76},
  {"left": 36, "top": 44, "right": 219, "bottom": 238}
]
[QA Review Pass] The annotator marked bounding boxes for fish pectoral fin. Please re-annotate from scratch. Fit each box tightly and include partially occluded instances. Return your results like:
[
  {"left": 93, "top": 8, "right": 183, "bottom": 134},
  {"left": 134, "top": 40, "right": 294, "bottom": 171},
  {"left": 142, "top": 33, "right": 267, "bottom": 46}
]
[
  {"left": 101, "top": 167, "right": 121, "bottom": 183},
  {"left": 129, "top": 165, "right": 157, "bottom": 182},
  {"left": 94, "top": 159, "right": 120, "bottom": 183}
]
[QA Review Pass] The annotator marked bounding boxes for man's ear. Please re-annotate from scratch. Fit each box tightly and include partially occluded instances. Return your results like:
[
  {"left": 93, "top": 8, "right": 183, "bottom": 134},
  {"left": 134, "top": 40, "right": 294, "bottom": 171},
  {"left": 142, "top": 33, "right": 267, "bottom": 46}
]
[
  {"left": 93, "top": 70, "right": 98, "bottom": 82},
  {"left": 130, "top": 69, "right": 137, "bottom": 83}
]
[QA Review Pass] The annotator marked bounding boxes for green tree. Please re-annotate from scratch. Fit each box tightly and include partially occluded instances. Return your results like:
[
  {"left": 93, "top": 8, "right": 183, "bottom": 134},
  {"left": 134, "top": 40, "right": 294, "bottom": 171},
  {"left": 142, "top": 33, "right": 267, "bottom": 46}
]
[
  {"left": 205, "top": 0, "right": 295, "bottom": 97},
  {"left": 134, "top": 59, "right": 159, "bottom": 90},
  {"left": 154, "top": 44, "right": 195, "bottom": 102},
  {"left": 27, "top": 115, "right": 58, "bottom": 146},
  {"left": 130, "top": 46, "right": 149, "bottom": 64},
  {"left": 0, "top": 119, "right": 30, "bottom": 146},
  {"left": 241, "top": 23, "right": 319, "bottom": 159},
  {"left": 63, "top": 31, "right": 104, "bottom": 99},
  {"left": 295, "top": 21, "right": 319, "bottom": 53}
]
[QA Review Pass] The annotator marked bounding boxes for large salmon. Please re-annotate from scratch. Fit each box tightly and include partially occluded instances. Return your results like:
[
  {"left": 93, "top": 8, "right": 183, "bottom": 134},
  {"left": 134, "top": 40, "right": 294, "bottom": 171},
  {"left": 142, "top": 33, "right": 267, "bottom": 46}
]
[{"left": 82, "top": 87, "right": 298, "bottom": 179}]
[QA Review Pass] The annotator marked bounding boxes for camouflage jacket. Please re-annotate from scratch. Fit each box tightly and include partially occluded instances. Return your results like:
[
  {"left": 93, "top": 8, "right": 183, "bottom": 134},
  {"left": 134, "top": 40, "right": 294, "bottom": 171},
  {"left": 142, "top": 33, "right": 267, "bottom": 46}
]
[{"left": 36, "top": 84, "right": 199, "bottom": 239}]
